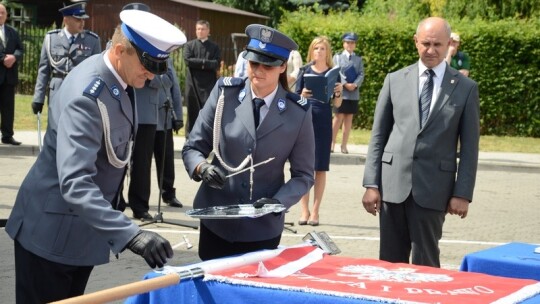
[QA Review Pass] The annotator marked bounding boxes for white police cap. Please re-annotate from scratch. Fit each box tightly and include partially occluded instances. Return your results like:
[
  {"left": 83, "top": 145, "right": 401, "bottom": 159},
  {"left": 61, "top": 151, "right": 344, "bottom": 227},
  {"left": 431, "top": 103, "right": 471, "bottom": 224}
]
[
  {"left": 119, "top": 10, "right": 186, "bottom": 74},
  {"left": 243, "top": 24, "right": 298, "bottom": 67}
]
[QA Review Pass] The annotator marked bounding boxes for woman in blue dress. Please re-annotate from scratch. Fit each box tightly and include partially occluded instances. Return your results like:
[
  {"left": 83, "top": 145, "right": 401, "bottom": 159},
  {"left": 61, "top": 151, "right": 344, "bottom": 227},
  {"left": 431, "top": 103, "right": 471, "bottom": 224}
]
[{"left": 296, "top": 36, "right": 343, "bottom": 226}]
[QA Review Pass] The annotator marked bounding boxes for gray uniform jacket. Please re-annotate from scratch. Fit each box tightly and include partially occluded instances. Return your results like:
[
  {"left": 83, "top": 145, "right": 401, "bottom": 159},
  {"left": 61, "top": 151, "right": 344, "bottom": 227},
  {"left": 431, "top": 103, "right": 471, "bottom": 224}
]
[
  {"left": 182, "top": 77, "right": 315, "bottom": 242},
  {"left": 156, "top": 58, "right": 182, "bottom": 131},
  {"left": 332, "top": 51, "right": 364, "bottom": 101},
  {"left": 6, "top": 53, "right": 139, "bottom": 266},
  {"left": 135, "top": 77, "right": 160, "bottom": 125},
  {"left": 33, "top": 29, "right": 101, "bottom": 105},
  {"left": 362, "top": 62, "right": 480, "bottom": 211}
]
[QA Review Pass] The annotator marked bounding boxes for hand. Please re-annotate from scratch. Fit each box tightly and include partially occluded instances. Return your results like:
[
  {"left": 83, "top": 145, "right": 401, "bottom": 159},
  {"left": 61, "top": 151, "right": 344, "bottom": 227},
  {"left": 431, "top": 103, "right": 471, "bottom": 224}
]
[
  {"left": 253, "top": 197, "right": 280, "bottom": 208},
  {"left": 446, "top": 197, "right": 469, "bottom": 219},
  {"left": 126, "top": 230, "right": 174, "bottom": 269},
  {"left": 172, "top": 119, "right": 183, "bottom": 134},
  {"left": 362, "top": 187, "right": 381, "bottom": 216},
  {"left": 199, "top": 162, "right": 227, "bottom": 189},
  {"left": 32, "top": 102, "right": 44, "bottom": 114}
]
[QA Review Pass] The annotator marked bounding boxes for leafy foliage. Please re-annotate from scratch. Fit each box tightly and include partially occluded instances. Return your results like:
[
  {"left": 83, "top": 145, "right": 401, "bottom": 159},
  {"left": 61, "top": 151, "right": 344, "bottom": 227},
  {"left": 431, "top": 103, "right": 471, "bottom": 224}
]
[{"left": 279, "top": 8, "right": 540, "bottom": 137}]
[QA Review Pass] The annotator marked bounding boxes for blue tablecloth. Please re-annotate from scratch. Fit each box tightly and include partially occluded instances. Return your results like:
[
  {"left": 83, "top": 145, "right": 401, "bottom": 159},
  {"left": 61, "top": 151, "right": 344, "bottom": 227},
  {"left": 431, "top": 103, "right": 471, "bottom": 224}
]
[{"left": 460, "top": 242, "right": 540, "bottom": 281}]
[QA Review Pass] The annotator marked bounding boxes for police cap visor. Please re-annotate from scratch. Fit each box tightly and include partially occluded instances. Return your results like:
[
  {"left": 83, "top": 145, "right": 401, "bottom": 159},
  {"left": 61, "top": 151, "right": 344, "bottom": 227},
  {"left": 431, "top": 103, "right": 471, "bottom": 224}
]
[{"left": 131, "top": 42, "right": 168, "bottom": 75}]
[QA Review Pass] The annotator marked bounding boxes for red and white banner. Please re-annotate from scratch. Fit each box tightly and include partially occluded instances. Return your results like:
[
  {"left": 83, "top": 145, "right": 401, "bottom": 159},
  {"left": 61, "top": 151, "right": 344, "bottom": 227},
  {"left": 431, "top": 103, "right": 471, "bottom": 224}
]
[{"left": 205, "top": 247, "right": 540, "bottom": 304}]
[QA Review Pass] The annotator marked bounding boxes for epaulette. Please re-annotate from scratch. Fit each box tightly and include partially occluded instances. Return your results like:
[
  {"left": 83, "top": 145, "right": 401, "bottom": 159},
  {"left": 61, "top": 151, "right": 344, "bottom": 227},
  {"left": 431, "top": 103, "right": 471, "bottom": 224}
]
[
  {"left": 47, "top": 29, "right": 61, "bottom": 35},
  {"left": 218, "top": 76, "right": 245, "bottom": 87},
  {"left": 83, "top": 78, "right": 106, "bottom": 101},
  {"left": 286, "top": 92, "right": 310, "bottom": 111},
  {"left": 84, "top": 30, "right": 99, "bottom": 39}
]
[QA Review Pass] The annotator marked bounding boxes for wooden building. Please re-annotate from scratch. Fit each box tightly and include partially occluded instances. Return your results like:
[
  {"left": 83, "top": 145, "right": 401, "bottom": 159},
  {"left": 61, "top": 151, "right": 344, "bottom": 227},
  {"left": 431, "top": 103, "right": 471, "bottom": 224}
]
[{"left": 11, "top": 0, "right": 269, "bottom": 65}]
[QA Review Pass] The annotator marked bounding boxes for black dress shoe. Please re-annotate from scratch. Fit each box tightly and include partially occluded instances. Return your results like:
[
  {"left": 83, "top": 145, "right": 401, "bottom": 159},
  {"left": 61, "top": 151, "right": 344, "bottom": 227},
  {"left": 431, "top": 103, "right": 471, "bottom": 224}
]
[
  {"left": 2, "top": 137, "right": 21, "bottom": 145},
  {"left": 164, "top": 197, "right": 183, "bottom": 208},
  {"left": 133, "top": 211, "right": 153, "bottom": 221}
]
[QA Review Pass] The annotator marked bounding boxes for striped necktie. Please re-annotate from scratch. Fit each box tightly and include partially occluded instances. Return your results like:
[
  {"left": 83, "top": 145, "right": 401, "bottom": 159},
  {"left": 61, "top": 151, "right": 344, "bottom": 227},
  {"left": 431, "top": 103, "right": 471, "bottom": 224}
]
[{"left": 419, "top": 69, "right": 435, "bottom": 128}]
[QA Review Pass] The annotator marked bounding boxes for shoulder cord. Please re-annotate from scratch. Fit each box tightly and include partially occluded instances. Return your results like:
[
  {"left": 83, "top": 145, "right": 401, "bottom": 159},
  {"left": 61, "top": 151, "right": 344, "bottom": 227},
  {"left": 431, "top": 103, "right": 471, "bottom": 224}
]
[
  {"left": 212, "top": 90, "right": 256, "bottom": 199},
  {"left": 96, "top": 98, "right": 133, "bottom": 169},
  {"left": 45, "top": 34, "right": 70, "bottom": 73}
]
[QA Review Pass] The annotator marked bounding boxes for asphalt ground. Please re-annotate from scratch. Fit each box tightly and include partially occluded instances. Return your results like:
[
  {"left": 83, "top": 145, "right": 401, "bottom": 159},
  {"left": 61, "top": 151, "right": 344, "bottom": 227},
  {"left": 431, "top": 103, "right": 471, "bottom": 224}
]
[{"left": 0, "top": 131, "right": 539, "bottom": 303}]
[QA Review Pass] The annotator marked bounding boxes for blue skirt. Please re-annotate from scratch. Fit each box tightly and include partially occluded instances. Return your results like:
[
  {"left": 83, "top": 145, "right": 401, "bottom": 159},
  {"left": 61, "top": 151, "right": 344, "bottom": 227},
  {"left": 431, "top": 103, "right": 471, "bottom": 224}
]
[{"left": 310, "top": 100, "right": 332, "bottom": 171}]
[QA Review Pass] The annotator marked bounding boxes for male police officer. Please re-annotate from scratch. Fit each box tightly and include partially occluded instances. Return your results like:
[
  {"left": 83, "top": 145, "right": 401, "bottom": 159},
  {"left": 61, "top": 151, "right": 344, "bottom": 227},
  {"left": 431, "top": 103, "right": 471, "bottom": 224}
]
[
  {"left": 31, "top": 1, "right": 101, "bottom": 115},
  {"left": 6, "top": 9, "right": 186, "bottom": 303}
]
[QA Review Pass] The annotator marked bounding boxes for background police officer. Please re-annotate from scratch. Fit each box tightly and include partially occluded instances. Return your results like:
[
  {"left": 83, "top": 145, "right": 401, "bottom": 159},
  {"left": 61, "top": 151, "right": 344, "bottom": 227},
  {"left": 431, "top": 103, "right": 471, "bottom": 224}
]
[{"left": 31, "top": 1, "right": 101, "bottom": 115}]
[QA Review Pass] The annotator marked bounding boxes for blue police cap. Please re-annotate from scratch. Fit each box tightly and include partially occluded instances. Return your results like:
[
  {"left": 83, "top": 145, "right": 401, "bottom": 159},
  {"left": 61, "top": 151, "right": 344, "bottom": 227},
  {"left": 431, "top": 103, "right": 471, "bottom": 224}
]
[
  {"left": 119, "top": 9, "right": 186, "bottom": 74},
  {"left": 243, "top": 24, "right": 298, "bottom": 67},
  {"left": 342, "top": 32, "right": 358, "bottom": 42},
  {"left": 59, "top": 2, "right": 89, "bottom": 19},
  {"left": 122, "top": 3, "right": 151, "bottom": 12}
]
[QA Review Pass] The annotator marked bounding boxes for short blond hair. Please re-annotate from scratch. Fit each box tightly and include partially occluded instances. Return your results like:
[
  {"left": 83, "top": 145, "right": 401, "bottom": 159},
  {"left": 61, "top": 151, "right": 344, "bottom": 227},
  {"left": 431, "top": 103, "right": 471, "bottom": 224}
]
[{"left": 111, "top": 25, "right": 136, "bottom": 55}]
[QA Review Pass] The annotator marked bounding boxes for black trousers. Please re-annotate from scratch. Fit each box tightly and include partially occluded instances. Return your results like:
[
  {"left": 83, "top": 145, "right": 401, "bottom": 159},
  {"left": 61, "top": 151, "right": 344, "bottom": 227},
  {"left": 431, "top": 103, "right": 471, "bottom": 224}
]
[
  {"left": 128, "top": 124, "right": 157, "bottom": 214},
  {"left": 154, "top": 129, "right": 175, "bottom": 200},
  {"left": 379, "top": 193, "right": 445, "bottom": 267},
  {"left": 0, "top": 82, "right": 15, "bottom": 139},
  {"left": 198, "top": 222, "right": 282, "bottom": 261},
  {"left": 14, "top": 240, "right": 93, "bottom": 303}
]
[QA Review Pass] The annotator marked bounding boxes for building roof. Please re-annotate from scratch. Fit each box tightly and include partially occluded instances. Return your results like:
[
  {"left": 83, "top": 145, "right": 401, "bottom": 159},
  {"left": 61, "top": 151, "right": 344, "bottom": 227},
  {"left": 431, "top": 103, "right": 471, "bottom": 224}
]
[{"left": 171, "top": 0, "right": 269, "bottom": 19}]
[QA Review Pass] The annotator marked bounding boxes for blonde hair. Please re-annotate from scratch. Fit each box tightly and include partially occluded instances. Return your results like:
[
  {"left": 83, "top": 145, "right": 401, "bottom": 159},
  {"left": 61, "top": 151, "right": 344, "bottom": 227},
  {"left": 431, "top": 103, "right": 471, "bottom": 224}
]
[
  {"left": 306, "top": 36, "right": 334, "bottom": 68},
  {"left": 111, "top": 25, "right": 136, "bottom": 55}
]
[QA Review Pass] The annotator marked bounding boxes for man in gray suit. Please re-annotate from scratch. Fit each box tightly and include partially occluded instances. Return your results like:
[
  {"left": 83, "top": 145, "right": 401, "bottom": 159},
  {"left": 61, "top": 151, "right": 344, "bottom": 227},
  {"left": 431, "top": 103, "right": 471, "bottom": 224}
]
[
  {"left": 31, "top": 1, "right": 101, "bottom": 115},
  {"left": 362, "top": 17, "right": 480, "bottom": 268},
  {"left": 5, "top": 9, "right": 186, "bottom": 303}
]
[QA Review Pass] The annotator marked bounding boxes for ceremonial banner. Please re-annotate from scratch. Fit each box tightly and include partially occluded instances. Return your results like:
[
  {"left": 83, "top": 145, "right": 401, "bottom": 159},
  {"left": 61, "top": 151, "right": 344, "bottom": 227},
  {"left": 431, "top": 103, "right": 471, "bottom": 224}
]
[{"left": 206, "top": 248, "right": 540, "bottom": 304}]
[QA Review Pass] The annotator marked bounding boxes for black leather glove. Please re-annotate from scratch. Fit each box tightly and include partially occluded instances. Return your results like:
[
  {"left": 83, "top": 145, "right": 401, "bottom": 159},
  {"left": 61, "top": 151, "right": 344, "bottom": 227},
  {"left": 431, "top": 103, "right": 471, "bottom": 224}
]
[
  {"left": 172, "top": 119, "right": 183, "bottom": 134},
  {"left": 253, "top": 198, "right": 281, "bottom": 208},
  {"left": 32, "top": 102, "right": 43, "bottom": 114},
  {"left": 126, "top": 230, "right": 173, "bottom": 269},
  {"left": 198, "top": 162, "right": 227, "bottom": 189}
]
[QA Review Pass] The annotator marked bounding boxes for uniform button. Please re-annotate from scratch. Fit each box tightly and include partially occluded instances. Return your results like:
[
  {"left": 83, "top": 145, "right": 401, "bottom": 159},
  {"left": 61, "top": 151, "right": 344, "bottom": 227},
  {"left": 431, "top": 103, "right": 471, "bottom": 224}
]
[
  {"left": 108, "top": 240, "right": 114, "bottom": 245},
  {"left": 241, "top": 182, "right": 247, "bottom": 187},
  {"left": 247, "top": 148, "right": 252, "bottom": 153}
]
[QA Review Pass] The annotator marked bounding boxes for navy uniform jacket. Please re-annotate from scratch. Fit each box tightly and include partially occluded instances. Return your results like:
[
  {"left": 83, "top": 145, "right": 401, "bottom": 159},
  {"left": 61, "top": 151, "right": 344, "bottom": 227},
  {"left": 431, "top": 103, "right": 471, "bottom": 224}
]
[
  {"left": 6, "top": 53, "right": 139, "bottom": 266},
  {"left": 182, "top": 78, "right": 315, "bottom": 242},
  {"left": 33, "top": 29, "right": 101, "bottom": 105}
]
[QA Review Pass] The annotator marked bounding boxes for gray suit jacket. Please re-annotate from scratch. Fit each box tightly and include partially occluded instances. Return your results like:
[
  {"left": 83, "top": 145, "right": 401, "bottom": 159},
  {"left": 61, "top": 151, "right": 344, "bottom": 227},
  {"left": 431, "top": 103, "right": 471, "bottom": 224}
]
[
  {"left": 135, "top": 77, "right": 160, "bottom": 125},
  {"left": 156, "top": 58, "right": 182, "bottom": 131},
  {"left": 6, "top": 54, "right": 139, "bottom": 266},
  {"left": 363, "top": 62, "right": 480, "bottom": 211},
  {"left": 332, "top": 51, "right": 364, "bottom": 100},
  {"left": 182, "top": 78, "right": 315, "bottom": 242},
  {"left": 33, "top": 29, "right": 101, "bottom": 105}
]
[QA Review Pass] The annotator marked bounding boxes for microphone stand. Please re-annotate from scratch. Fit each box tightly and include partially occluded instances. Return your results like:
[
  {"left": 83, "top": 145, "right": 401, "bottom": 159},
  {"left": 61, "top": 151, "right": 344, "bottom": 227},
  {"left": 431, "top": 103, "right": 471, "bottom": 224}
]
[{"left": 140, "top": 77, "right": 198, "bottom": 229}]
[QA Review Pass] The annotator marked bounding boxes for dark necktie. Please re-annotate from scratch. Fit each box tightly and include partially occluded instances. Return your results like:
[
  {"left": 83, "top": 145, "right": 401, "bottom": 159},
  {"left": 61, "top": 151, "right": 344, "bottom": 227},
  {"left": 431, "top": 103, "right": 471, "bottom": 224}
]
[
  {"left": 253, "top": 98, "right": 265, "bottom": 128},
  {"left": 419, "top": 69, "right": 435, "bottom": 128},
  {"left": 348, "top": 54, "right": 352, "bottom": 61},
  {"left": 125, "top": 86, "right": 135, "bottom": 103},
  {"left": 70, "top": 36, "right": 75, "bottom": 46}
]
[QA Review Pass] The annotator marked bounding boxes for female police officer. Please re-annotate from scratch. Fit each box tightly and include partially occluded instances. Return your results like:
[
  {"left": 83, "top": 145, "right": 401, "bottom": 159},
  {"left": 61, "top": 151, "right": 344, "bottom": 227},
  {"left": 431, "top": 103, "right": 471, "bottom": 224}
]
[{"left": 182, "top": 24, "right": 315, "bottom": 260}]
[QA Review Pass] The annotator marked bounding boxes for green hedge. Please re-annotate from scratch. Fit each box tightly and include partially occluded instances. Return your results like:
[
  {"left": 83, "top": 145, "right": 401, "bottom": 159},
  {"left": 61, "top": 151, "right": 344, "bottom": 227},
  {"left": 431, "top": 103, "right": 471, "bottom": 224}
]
[{"left": 279, "top": 9, "right": 540, "bottom": 137}]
